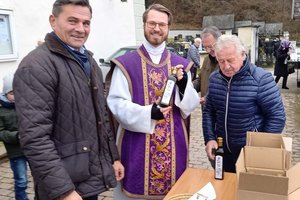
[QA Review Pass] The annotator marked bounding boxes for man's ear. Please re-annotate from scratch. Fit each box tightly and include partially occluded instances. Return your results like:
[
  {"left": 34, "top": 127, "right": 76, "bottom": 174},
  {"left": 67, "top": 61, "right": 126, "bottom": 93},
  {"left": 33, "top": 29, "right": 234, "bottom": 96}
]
[
  {"left": 242, "top": 51, "right": 246, "bottom": 59},
  {"left": 49, "top": 15, "right": 56, "bottom": 30}
]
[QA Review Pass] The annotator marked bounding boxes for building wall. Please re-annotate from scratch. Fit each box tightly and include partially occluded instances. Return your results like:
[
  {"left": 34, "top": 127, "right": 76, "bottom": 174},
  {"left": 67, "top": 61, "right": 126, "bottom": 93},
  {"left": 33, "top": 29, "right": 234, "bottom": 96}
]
[
  {"left": 0, "top": 0, "right": 144, "bottom": 91},
  {"left": 238, "top": 27, "right": 257, "bottom": 64},
  {"left": 133, "top": 0, "right": 145, "bottom": 45}
]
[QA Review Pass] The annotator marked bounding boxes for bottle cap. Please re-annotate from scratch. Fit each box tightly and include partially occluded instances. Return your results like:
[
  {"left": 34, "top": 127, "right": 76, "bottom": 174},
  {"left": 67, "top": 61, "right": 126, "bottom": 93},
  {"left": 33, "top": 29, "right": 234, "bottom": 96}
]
[
  {"left": 217, "top": 137, "right": 223, "bottom": 143},
  {"left": 172, "top": 67, "right": 178, "bottom": 75}
]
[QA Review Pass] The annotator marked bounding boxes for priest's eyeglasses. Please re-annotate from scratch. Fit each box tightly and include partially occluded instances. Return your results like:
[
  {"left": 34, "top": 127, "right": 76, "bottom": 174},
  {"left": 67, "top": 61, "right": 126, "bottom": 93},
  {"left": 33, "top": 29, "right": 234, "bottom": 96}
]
[{"left": 146, "top": 21, "right": 168, "bottom": 29}]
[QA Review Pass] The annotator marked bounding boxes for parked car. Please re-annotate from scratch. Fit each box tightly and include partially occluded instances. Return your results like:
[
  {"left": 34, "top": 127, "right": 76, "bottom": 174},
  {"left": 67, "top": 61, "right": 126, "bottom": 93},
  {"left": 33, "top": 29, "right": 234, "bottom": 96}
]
[{"left": 99, "top": 45, "right": 180, "bottom": 82}]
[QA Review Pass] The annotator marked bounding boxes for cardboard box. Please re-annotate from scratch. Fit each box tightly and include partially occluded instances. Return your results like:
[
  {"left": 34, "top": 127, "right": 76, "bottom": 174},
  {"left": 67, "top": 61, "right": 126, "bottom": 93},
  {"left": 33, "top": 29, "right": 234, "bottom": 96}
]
[
  {"left": 236, "top": 132, "right": 300, "bottom": 200},
  {"left": 245, "top": 132, "right": 292, "bottom": 171}
]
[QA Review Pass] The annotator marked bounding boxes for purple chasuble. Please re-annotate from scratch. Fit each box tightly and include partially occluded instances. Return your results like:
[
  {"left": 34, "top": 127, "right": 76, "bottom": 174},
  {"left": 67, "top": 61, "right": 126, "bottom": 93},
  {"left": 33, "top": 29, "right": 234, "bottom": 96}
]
[{"left": 112, "top": 45, "right": 192, "bottom": 199}]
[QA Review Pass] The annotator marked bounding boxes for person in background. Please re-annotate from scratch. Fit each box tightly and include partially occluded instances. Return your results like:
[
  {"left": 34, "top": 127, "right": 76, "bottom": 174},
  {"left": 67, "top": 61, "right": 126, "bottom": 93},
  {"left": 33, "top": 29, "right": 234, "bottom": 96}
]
[
  {"left": 264, "top": 37, "right": 274, "bottom": 63},
  {"left": 273, "top": 37, "right": 280, "bottom": 58},
  {"left": 203, "top": 34, "right": 286, "bottom": 173},
  {"left": 187, "top": 37, "right": 201, "bottom": 80},
  {"left": 274, "top": 39, "right": 292, "bottom": 89},
  {"left": 13, "top": 0, "right": 124, "bottom": 200},
  {"left": 193, "top": 26, "right": 221, "bottom": 109},
  {"left": 0, "top": 73, "right": 29, "bottom": 200},
  {"left": 107, "top": 4, "right": 199, "bottom": 199}
]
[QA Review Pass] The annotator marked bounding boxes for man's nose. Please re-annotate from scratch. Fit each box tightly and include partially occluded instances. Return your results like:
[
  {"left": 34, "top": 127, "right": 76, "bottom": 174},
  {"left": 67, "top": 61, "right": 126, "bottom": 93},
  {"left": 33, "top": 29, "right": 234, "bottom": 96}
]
[
  {"left": 75, "top": 23, "right": 85, "bottom": 32},
  {"left": 224, "top": 62, "right": 231, "bottom": 69},
  {"left": 153, "top": 24, "right": 160, "bottom": 31}
]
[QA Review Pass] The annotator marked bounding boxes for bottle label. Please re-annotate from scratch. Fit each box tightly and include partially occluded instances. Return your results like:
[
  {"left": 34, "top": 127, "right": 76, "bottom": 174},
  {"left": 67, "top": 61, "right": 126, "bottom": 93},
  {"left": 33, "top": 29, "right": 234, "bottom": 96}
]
[
  {"left": 215, "top": 155, "right": 223, "bottom": 179},
  {"left": 161, "top": 80, "right": 175, "bottom": 105}
]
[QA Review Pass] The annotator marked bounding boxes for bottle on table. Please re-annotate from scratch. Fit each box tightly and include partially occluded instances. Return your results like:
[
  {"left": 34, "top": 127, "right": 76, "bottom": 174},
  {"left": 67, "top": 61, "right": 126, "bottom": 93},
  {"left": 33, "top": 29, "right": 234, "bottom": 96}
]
[
  {"left": 214, "top": 137, "right": 224, "bottom": 180},
  {"left": 160, "top": 67, "right": 178, "bottom": 107}
]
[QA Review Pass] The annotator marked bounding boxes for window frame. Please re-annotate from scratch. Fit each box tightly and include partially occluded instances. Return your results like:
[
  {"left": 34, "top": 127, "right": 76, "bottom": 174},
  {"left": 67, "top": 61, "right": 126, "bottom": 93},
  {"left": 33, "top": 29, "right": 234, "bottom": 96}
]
[{"left": 0, "top": 9, "right": 18, "bottom": 61}]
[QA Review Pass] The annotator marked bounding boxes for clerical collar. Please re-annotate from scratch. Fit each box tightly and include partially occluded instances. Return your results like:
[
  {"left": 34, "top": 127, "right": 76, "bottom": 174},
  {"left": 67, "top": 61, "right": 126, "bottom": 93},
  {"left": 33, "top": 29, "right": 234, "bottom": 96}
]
[{"left": 143, "top": 40, "right": 166, "bottom": 57}]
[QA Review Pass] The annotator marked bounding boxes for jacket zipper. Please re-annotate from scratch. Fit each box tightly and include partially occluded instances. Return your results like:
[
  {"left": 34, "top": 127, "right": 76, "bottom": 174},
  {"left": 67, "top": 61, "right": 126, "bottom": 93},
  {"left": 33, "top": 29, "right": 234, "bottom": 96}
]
[{"left": 224, "top": 77, "right": 232, "bottom": 153}]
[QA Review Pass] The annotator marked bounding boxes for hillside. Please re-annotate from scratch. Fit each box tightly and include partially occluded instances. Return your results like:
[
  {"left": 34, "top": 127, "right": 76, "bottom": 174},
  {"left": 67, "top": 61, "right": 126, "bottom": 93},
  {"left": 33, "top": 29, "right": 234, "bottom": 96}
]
[{"left": 146, "top": 0, "right": 300, "bottom": 41}]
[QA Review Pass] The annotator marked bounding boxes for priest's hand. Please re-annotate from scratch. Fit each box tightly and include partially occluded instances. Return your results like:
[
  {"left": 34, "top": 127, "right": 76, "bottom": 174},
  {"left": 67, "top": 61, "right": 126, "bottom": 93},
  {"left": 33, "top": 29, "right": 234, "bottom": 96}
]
[
  {"left": 155, "top": 97, "right": 171, "bottom": 118},
  {"left": 174, "top": 64, "right": 184, "bottom": 81}
]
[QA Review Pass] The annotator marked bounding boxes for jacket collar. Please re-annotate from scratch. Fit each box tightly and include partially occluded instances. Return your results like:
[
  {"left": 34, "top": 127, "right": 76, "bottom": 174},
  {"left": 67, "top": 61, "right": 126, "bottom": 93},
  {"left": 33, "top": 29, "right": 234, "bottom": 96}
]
[{"left": 45, "top": 32, "right": 93, "bottom": 59}]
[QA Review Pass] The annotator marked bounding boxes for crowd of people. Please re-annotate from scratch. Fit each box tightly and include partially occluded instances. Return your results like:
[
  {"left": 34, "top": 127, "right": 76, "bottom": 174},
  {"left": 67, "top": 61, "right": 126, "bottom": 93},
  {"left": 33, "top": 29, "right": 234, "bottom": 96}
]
[{"left": 0, "top": 0, "right": 288, "bottom": 200}]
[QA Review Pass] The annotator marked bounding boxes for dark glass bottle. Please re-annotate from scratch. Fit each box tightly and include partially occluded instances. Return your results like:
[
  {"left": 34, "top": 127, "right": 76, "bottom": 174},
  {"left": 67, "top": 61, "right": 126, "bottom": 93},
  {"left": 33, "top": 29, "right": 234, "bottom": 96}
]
[
  {"left": 160, "top": 67, "right": 177, "bottom": 107},
  {"left": 214, "top": 137, "right": 224, "bottom": 180}
]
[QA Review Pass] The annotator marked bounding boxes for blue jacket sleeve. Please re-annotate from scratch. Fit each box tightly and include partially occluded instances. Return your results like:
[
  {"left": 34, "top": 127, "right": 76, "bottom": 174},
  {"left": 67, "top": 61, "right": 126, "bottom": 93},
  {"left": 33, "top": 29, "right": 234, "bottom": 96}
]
[{"left": 257, "top": 72, "right": 286, "bottom": 133}]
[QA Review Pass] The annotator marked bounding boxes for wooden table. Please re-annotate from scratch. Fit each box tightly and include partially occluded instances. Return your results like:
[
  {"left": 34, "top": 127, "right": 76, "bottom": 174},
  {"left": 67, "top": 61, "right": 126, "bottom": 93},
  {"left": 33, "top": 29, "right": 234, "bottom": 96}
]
[{"left": 164, "top": 168, "right": 237, "bottom": 200}]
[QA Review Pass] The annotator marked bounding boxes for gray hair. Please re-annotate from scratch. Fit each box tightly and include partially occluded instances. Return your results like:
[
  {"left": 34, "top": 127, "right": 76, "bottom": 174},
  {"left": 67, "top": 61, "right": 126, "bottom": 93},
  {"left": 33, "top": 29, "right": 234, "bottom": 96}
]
[
  {"left": 194, "top": 37, "right": 201, "bottom": 44},
  {"left": 52, "top": 0, "right": 92, "bottom": 17},
  {"left": 214, "top": 34, "right": 245, "bottom": 55},
  {"left": 202, "top": 26, "right": 222, "bottom": 40}
]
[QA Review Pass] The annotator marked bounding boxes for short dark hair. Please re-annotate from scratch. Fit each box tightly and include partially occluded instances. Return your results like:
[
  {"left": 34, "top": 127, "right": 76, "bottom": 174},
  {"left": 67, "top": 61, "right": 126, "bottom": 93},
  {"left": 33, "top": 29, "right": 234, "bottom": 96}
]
[
  {"left": 143, "top": 4, "right": 173, "bottom": 25},
  {"left": 52, "top": 0, "right": 92, "bottom": 17},
  {"left": 202, "top": 26, "right": 222, "bottom": 40}
]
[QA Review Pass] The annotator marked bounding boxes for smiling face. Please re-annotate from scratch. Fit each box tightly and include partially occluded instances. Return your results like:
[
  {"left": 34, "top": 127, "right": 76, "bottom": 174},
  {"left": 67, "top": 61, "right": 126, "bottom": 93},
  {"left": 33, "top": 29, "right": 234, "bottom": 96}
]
[
  {"left": 144, "top": 10, "right": 169, "bottom": 47},
  {"left": 49, "top": 4, "right": 91, "bottom": 50}
]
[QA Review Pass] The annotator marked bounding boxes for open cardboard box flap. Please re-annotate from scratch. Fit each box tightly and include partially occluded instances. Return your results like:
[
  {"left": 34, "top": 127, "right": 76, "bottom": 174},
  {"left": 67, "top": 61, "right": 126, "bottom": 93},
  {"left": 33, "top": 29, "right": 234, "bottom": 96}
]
[
  {"left": 244, "top": 146, "right": 286, "bottom": 170},
  {"left": 236, "top": 132, "right": 300, "bottom": 199},
  {"left": 246, "top": 132, "right": 292, "bottom": 169},
  {"left": 237, "top": 149, "right": 300, "bottom": 197},
  {"left": 246, "top": 132, "right": 285, "bottom": 148}
]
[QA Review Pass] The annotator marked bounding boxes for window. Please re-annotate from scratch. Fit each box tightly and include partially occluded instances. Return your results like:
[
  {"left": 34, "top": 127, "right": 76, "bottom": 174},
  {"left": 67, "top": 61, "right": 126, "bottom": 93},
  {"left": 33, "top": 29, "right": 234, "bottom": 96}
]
[{"left": 0, "top": 9, "right": 18, "bottom": 61}]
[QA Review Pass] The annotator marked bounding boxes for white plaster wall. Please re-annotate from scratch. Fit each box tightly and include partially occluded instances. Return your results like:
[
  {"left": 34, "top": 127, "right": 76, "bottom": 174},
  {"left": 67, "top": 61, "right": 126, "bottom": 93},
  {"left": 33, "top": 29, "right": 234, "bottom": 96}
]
[
  {"left": 0, "top": 0, "right": 53, "bottom": 90},
  {"left": 87, "top": 0, "right": 139, "bottom": 61},
  {"left": 0, "top": 0, "right": 144, "bottom": 92},
  {"left": 133, "top": 0, "right": 145, "bottom": 45},
  {"left": 238, "top": 27, "right": 256, "bottom": 63}
]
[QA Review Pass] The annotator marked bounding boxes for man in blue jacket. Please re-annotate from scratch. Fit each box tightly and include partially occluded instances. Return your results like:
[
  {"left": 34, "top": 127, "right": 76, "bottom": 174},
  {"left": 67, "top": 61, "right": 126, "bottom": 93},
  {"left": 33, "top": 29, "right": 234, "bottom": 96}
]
[{"left": 203, "top": 34, "right": 285, "bottom": 173}]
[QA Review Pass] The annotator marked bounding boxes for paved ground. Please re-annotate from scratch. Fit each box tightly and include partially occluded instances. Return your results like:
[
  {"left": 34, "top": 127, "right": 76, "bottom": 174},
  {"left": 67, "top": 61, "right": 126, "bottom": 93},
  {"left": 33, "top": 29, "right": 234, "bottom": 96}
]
[{"left": 0, "top": 67, "right": 299, "bottom": 200}]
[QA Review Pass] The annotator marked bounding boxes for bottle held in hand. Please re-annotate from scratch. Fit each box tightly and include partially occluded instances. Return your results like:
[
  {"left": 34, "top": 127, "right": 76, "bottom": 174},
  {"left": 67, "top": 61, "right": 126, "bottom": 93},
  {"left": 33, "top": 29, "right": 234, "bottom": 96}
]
[
  {"left": 160, "top": 67, "right": 178, "bottom": 107},
  {"left": 214, "top": 137, "right": 224, "bottom": 180}
]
